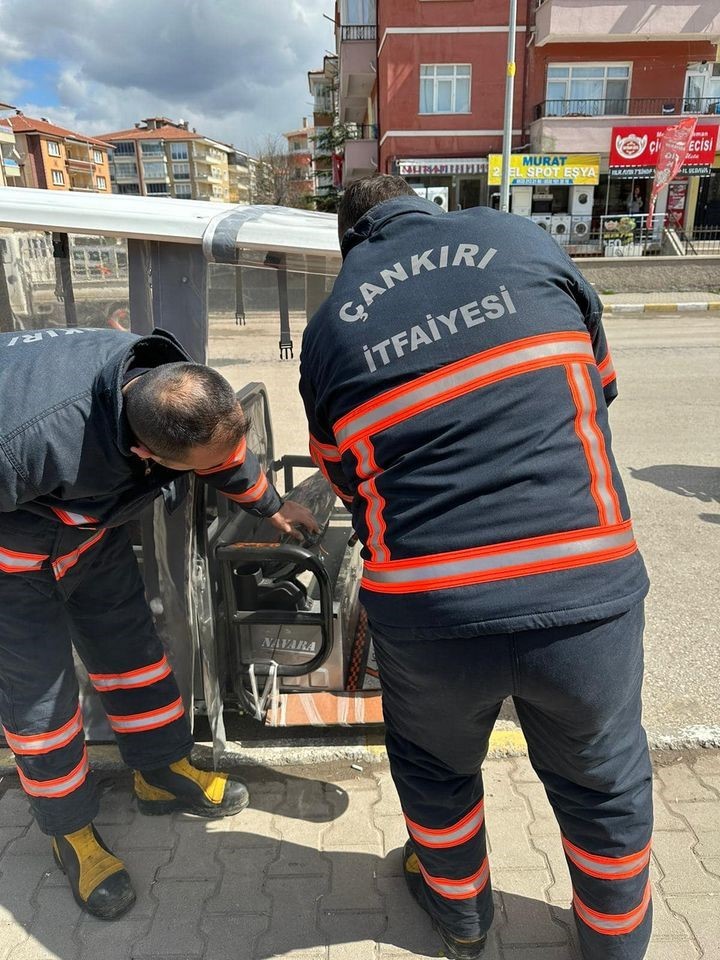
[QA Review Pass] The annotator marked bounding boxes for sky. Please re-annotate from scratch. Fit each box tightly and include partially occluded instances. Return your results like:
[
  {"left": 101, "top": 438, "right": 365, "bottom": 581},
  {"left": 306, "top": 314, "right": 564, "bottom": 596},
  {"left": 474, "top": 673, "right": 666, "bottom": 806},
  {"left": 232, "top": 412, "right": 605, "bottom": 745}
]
[{"left": 0, "top": 0, "right": 336, "bottom": 151}]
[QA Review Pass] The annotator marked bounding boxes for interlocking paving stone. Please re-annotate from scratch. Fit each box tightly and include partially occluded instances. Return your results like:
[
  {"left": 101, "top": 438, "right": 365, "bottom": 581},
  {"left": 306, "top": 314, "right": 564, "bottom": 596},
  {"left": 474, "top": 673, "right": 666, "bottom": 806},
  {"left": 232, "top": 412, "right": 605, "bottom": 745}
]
[
  {"left": 7, "top": 886, "right": 80, "bottom": 960},
  {"left": 205, "top": 846, "right": 274, "bottom": 915},
  {"left": 200, "top": 914, "right": 267, "bottom": 960},
  {"left": 664, "top": 897, "right": 720, "bottom": 960},
  {"left": 652, "top": 831, "right": 720, "bottom": 895},
  {"left": 78, "top": 916, "right": 152, "bottom": 960},
  {"left": 0, "top": 791, "right": 33, "bottom": 829},
  {"left": 254, "top": 876, "right": 327, "bottom": 958},
  {"left": 656, "top": 763, "right": 718, "bottom": 803},
  {"left": 133, "top": 878, "right": 214, "bottom": 957}
]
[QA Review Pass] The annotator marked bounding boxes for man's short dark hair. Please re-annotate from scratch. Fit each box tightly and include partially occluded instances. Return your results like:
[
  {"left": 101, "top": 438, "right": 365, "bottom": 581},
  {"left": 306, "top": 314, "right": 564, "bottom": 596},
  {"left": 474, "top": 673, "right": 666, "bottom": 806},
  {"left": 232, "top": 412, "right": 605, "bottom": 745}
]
[
  {"left": 338, "top": 175, "right": 416, "bottom": 240},
  {"left": 125, "top": 362, "right": 248, "bottom": 458}
]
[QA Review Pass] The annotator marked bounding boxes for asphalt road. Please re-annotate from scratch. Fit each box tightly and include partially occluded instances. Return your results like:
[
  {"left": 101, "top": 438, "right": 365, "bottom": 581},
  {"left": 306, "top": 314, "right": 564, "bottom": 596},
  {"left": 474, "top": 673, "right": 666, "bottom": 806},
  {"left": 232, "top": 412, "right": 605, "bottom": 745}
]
[{"left": 212, "top": 311, "right": 720, "bottom": 746}]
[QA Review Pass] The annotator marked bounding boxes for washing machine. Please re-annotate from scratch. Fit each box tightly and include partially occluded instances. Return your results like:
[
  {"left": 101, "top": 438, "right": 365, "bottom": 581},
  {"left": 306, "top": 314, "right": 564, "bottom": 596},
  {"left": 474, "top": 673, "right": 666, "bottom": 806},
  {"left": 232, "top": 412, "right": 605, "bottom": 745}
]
[
  {"left": 531, "top": 214, "right": 553, "bottom": 232},
  {"left": 550, "top": 214, "right": 572, "bottom": 242},
  {"left": 570, "top": 186, "right": 594, "bottom": 217},
  {"left": 571, "top": 216, "right": 592, "bottom": 241}
]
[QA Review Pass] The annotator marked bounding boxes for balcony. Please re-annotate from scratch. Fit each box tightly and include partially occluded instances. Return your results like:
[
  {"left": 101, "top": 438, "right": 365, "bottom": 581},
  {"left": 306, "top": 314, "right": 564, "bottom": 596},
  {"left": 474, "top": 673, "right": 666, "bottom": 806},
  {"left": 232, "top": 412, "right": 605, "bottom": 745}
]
[
  {"left": 0, "top": 122, "right": 16, "bottom": 144},
  {"left": 535, "top": 0, "right": 720, "bottom": 46},
  {"left": 2, "top": 157, "right": 21, "bottom": 177},
  {"left": 66, "top": 155, "right": 93, "bottom": 169},
  {"left": 531, "top": 96, "right": 720, "bottom": 153},
  {"left": 338, "top": 24, "right": 376, "bottom": 124},
  {"left": 343, "top": 125, "right": 378, "bottom": 184}
]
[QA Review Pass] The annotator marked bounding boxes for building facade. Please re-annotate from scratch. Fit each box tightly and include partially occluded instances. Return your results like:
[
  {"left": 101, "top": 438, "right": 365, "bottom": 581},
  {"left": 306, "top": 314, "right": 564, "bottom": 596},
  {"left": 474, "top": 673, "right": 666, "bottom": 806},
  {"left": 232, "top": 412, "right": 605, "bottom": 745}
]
[
  {"left": 99, "top": 117, "right": 232, "bottom": 202},
  {"left": 6, "top": 113, "right": 112, "bottom": 193},
  {"left": 308, "top": 55, "right": 339, "bottom": 198},
  {"left": 284, "top": 120, "right": 315, "bottom": 203},
  {"left": 0, "top": 103, "right": 22, "bottom": 186}
]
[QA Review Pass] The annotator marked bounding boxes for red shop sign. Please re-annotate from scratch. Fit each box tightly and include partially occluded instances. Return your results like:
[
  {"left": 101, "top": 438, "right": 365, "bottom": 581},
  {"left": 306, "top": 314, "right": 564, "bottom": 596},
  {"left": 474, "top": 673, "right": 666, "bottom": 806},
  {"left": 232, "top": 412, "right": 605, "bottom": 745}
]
[{"left": 609, "top": 123, "right": 718, "bottom": 176}]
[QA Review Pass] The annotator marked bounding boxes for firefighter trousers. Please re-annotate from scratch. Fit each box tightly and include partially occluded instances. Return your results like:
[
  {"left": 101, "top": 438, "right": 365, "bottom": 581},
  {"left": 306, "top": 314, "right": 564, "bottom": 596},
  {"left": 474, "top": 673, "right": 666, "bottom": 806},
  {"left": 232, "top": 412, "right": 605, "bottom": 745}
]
[
  {"left": 0, "top": 517, "right": 194, "bottom": 836},
  {"left": 372, "top": 602, "right": 653, "bottom": 960}
]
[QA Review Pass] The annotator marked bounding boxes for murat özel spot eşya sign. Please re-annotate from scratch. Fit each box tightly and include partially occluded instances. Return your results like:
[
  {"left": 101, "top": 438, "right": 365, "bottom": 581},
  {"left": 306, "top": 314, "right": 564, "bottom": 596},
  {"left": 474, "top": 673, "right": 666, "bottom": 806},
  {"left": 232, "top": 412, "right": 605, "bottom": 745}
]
[
  {"left": 609, "top": 124, "right": 718, "bottom": 176},
  {"left": 487, "top": 154, "right": 600, "bottom": 186}
]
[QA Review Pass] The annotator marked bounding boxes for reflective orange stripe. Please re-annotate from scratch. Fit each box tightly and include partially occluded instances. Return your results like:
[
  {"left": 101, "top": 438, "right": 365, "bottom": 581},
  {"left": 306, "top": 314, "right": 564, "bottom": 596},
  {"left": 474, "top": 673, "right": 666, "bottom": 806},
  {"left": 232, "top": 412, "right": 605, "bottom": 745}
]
[
  {"left": 52, "top": 530, "right": 107, "bottom": 580},
  {"left": 597, "top": 351, "right": 616, "bottom": 387},
  {"left": 353, "top": 438, "right": 388, "bottom": 562},
  {"left": 573, "top": 881, "right": 651, "bottom": 936},
  {"left": 51, "top": 507, "right": 98, "bottom": 527},
  {"left": 362, "top": 521, "right": 637, "bottom": 593},
  {"left": 334, "top": 332, "right": 595, "bottom": 450},
  {"left": 310, "top": 439, "right": 353, "bottom": 505},
  {"left": 223, "top": 472, "right": 269, "bottom": 505},
  {"left": 419, "top": 857, "right": 490, "bottom": 901},
  {"left": 3, "top": 706, "right": 83, "bottom": 756},
  {"left": 194, "top": 439, "right": 247, "bottom": 476},
  {"left": 107, "top": 696, "right": 185, "bottom": 734},
  {"left": 17, "top": 748, "right": 90, "bottom": 799},
  {"left": 89, "top": 656, "right": 172, "bottom": 692},
  {"left": 309, "top": 434, "right": 341, "bottom": 462},
  {"left": 563, "top": 837, "right": 651, "bottom": 881},
  {"left": 566, "top": 363, "right": 622, "bottom": 526},
  {"left": 405, "top": 799, "right": 485, "bottom": 849},
  {"left": 0, "top": 545, "right": 49, "bottom": 574}
]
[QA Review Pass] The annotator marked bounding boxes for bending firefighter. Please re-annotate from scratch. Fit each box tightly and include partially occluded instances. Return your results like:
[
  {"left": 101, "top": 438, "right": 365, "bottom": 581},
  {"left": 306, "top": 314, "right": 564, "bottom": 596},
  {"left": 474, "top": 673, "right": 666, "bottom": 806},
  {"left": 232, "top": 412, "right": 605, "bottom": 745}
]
[
  {"left": 300, "top": 177, "right": 652, "bottom": 960},
  {"left": 0, "top": 327, "right": 317, "bottom": 920}
]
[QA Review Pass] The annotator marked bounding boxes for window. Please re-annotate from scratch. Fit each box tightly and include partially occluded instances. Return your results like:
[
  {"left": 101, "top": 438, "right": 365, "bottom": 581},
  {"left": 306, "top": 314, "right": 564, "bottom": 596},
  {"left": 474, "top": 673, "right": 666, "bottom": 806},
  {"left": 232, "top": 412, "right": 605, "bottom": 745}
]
[
  {"left": 96, "top": 175, "right": 107, "bottom": 190},
  {"left": 93, "top": 149, "right": 103, "bottom": 164},
  {"left": 113, "top": 161, "right": 138, "bottom": 179},
  {"left": 174, "top": 183, "right": 192, "bottom": 198},
  {"left": 117, "top": 183, "right": 140, "bottom": 195},
  {"left": 140, "top": 141, "right": 164, "bottom": 156},
  {"left": 112, "top": 141, "right": 135, "bottom": 156},
  {"left": 171, "top": 143, "right": 189, "bottom": 160},
  {"left": 143, "top": 161, "right": 168, "bottom": 179},
  {"left": 684, "top": 62, "right": 720, "bottom": 113},
  {"left": 342, "top": 0, "right": 375, "bottom": 23},
  {"left": 51, "top": 169, "right": 65, "bottom": 185},
  {"left": 173, "top": 162, "right": 190, "bottom": 180},
  {"left": 146, "top": 182, "right": 169, "bottom": 195},
  {"left": 47, "top": 140, "right": 61, "bottom": 157},
  {"left": 420, "top": 64, "right": 471, "bottom": 114},
  {"left": 545, "top": 64, "right": 630, "bottom": 116}
]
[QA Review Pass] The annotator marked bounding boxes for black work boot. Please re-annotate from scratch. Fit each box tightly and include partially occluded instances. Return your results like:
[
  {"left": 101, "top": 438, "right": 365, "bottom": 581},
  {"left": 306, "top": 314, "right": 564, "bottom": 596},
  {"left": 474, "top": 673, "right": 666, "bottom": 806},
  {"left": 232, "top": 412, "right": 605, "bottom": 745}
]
[
  {"left": 52, "top": 824, "right": 135, "bottom": 920},
  {"left": 403, "top": 840, "right": 487, "bottom": 960},
  {"left": 134, "top": 756, "right": 249, "bottom": 818}
]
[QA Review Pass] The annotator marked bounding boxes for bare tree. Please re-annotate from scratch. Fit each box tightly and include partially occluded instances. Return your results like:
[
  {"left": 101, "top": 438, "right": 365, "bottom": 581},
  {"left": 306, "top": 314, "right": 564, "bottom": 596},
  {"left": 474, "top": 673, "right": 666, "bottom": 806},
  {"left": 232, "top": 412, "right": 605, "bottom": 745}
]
[{"left": 252, "top": 135, "right": 294, "bottom": 206}]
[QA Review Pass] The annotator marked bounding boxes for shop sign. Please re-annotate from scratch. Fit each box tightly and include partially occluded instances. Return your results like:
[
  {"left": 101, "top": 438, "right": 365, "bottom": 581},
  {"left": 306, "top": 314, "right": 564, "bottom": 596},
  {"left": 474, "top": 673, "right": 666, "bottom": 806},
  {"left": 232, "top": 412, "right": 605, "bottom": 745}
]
[
  {"left": 487, "top": 154, "right": 600, "bottom": 186},
  {"left": 609, "top": 124, "right": 718, "bottom": 177},
  {"left": 397, "top": 158, "right": 488, "bottom": 176}
]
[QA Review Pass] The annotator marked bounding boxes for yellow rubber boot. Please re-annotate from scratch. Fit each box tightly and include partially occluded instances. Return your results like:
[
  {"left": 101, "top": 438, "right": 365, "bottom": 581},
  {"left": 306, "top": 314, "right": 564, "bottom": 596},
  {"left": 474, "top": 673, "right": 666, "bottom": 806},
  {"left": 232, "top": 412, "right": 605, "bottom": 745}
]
[
  {"left": 52, "top": 824, "right": 135, "bottom": 920},
  {"left": 134, "top": 757, "right": 249, "bottom": 818}
]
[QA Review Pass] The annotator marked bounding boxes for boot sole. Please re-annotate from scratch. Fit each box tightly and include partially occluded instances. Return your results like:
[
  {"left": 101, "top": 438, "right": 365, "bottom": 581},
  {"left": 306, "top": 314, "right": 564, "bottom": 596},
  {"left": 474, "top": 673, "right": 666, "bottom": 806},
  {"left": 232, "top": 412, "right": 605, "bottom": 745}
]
[
  {"left": 52, "top": 846, "right": 136, "bottom": 921},
  {"left": 135, "top": 793, "right": 250, "bottom": 819}
]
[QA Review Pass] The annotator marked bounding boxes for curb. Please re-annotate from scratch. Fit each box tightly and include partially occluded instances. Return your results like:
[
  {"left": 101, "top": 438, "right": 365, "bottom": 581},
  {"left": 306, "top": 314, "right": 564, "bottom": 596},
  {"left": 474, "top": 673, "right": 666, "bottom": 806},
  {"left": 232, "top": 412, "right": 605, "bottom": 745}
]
[{"left": 604, "top": 301, "right": 720, "bottom": 315}]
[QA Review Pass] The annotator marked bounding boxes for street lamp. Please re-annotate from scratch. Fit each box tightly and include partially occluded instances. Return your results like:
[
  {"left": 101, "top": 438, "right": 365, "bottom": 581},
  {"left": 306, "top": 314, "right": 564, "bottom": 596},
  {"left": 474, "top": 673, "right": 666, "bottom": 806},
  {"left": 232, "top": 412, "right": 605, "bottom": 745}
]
[{"left": 500, "top": 0, "right": 518, "bottom": 213}]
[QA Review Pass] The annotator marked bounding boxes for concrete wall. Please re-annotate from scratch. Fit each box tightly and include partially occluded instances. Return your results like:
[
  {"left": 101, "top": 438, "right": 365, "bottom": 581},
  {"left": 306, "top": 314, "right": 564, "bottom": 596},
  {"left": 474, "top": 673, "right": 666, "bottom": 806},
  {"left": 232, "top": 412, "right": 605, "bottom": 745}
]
[{"left": 578, "top": 255, "right": 720, "bottom": 294}]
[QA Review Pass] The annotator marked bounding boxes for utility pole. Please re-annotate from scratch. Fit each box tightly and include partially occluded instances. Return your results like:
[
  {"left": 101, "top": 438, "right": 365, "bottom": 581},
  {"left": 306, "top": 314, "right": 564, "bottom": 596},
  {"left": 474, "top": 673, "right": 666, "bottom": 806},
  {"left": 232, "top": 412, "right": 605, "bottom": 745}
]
[{"left": 500, "top": 0, "right": 518, "bottom": 213}]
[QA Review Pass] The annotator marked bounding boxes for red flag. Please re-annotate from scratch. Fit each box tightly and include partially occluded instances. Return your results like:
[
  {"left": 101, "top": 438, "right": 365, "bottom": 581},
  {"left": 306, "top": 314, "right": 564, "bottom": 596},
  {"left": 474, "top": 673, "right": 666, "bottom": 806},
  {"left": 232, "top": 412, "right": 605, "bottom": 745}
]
[{"left": 646, "top": 117, "right": 697, "bottom": 228}]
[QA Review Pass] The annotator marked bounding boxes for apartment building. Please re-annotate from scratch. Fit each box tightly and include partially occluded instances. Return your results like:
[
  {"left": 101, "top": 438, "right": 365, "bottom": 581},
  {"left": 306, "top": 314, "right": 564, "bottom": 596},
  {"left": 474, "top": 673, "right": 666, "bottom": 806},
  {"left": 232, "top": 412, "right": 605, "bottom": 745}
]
[
  {"left": 527, "top": 0, "right": 720, "bottom": 231},
  {"left": 5, "top": 113, "right": 112, "bottom": 193},
  {"left": 0, "top": 103, "right": 22, "bottom": 186},
  {"left": 99, "top": 117, "right": 232, "bottom": 202},
  {"left": 228, "top": 149, "right": 258, "bottom": 204},
  {"left": 308, "top": 55, "right": 339, "bottom": 197},
  {"left": 284, "top": 120, "right": 315, "bottom": 202}
]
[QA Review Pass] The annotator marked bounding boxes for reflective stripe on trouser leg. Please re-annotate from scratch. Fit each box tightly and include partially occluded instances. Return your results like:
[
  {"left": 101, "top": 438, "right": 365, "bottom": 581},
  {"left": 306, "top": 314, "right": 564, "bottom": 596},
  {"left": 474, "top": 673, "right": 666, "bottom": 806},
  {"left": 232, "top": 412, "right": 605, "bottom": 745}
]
[{"left": 65, "top": 526, "right": 193, "bottom": 770}]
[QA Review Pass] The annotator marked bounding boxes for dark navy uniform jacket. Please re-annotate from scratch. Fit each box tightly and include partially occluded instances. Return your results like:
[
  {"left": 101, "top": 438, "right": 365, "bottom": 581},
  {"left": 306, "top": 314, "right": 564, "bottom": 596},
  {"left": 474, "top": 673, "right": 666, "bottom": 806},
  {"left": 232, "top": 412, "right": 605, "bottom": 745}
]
[
  {"left": 300, "top": 197, "right": 649, "bottom": 639},
  {"left": 0, "top": 327, "right": 281, "bottom": 579}
]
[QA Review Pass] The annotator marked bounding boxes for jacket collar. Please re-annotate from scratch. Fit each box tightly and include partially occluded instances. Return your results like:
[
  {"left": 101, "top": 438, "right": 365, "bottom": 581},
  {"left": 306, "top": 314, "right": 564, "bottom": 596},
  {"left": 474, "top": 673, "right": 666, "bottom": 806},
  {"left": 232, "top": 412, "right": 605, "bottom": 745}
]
[
  {"left": 340, "top": 196, "right": 443, "bottom": 258},
  {"left": 96, "top": 327, "right": 191, "bottom": 456}
]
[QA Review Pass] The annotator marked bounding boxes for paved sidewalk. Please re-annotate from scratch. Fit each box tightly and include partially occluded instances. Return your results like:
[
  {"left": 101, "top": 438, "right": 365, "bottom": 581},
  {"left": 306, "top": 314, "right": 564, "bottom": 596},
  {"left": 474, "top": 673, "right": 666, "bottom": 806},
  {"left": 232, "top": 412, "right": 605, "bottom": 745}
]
[{"left": 0, "top": 752, "right": 719, "bottom": 960}]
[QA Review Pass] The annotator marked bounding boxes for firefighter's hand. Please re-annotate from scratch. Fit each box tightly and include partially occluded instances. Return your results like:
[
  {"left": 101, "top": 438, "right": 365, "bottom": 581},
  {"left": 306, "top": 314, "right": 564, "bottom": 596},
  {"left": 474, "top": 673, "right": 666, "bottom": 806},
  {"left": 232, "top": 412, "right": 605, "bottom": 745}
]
[{"left": 268, "top": 502, "right": 321, "bottom": 542}]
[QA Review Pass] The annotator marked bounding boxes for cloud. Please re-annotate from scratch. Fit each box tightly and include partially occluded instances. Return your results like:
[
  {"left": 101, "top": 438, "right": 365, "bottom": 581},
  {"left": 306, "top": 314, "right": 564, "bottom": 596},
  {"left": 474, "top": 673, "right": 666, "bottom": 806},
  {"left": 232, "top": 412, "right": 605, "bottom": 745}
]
[{"left": 0, "top": 0, "right": 335, "bottom": 150}]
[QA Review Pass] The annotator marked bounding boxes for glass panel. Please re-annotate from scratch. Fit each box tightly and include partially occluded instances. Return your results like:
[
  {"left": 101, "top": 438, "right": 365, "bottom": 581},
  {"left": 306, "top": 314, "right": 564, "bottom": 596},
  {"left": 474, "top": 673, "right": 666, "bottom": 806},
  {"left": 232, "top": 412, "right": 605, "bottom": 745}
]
[
  {"left": 455, "top": 65, "right": 471, "bottom": 78},
  {"left": 546, "top": 80, "right": 567, "bottom": 106},
  {"left": 436, "top": 66, "right": 454, "bottom": 77},
  {"left": 112, "top": 142, "right": 135, "bottom": 156},
  {"left": 140, "top": 142, "right": 164, "bottom": 156},
  {"left": 455, "top": 77, "right": 471, "bottom": 113},
  {"left": 143, "top": 162, "right": 167, "bottom": 179},
  {"left": 569, "top": 78, "right": 604, "bottom": 105},
  {"left": 571, "top": 67, "right": 605, "bottom": 78},
  {"left": 547, "top": 66, "right": 570, "bottom": 78},
  {"left": 419, "top": 78, "right": 433, "bottom": 112},
  {"left": 605, "top": 79, "right": 629, "bottom": 113},
  {"left": 607, "top": 66, "right": 630, "bottom": 78},
  {"left": 436, "top": 79, "right": 453, "bottom": 112},
  {"left": 171, "top": 144, "right": 189, "bottom": 160},
  {"left": 420, "top": 65, "right": 432, "bottom": 78}
]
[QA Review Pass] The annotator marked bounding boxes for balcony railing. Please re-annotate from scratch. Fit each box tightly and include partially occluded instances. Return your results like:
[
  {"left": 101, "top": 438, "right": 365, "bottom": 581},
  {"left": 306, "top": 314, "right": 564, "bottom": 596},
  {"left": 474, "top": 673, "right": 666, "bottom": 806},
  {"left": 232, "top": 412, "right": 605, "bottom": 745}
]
[
  {"left": 535, "top": 96, "right": 720, "bottom": 120},
  {"left": 345, "top": 123, "right": 379, "bottom": 140},
  {"left": 66, "top": 156, "right": 93, "bottom": 169},
  {"left": 340, "top": 24, "right": 376, "bottom": 41}
]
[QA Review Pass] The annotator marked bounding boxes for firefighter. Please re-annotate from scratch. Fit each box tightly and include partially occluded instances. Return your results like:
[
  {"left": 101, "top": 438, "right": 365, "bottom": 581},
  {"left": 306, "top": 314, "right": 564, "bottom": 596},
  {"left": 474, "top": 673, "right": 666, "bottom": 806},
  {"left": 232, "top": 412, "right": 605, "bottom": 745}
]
[
  {"left": 0, "top": 326, "right": 318, "bottom": 920},
  {"left": 300, "top": 177, "right": 652, "bottom": 960}
]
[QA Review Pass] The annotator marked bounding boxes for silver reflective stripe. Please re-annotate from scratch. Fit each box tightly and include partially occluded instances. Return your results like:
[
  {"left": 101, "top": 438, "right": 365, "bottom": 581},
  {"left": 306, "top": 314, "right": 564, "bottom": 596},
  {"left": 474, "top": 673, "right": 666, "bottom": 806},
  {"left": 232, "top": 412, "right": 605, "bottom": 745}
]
[
  {"left": 408, "top": 801, "right": 485, "bottom": 847},
  {"left": 421, "top": 857, "right": 490, "bottom": 900},
  {"left": 336, "top": 335, "right": 594, "bottom": 447},
  {"left": 19, "top": 750, "right": 89, "bottom": 798},
  {"left": 91, "top": 657, "right": 171, "bottom": 691},
  {"left": 568, "top": 363, "right": 621, "bottom": 525},
  {"left": 0, "top": 548, "right": 47, "bottom": 571},
  {"left": 363, "top": 525, "right": 636, "bottom": 587},
  {"left": 574, "top": 882, "right": 651, "bottom": 933},
  {"left": 52, "top": 530, "right": 106, "bottom": 579},
  {"left": 109, "top": 697, "right": 185, "bottom": 733},
  {"left": 563, "top": 838, "right": 650, "bottom": 879},
  {"left": 4, "top": 706, "right": 83, "bottom": 755}
]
